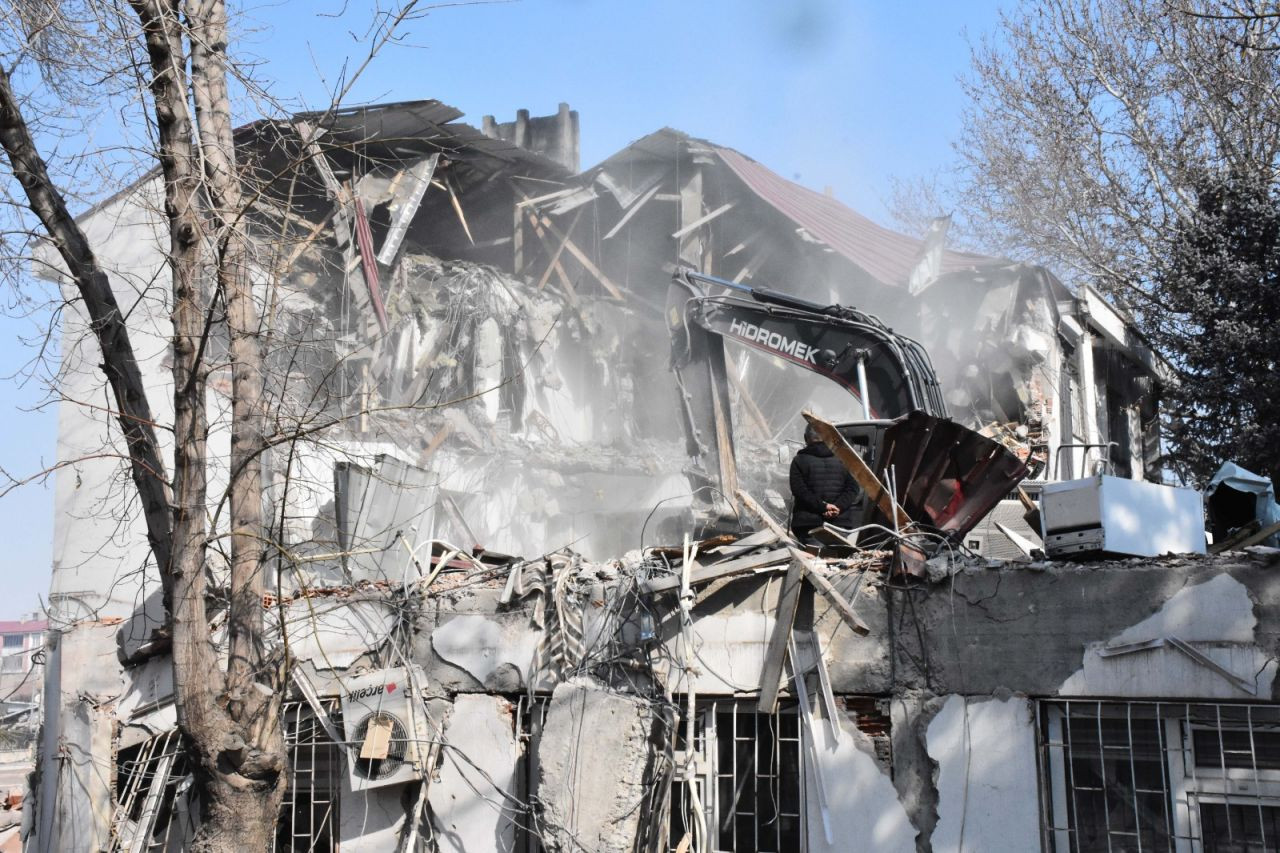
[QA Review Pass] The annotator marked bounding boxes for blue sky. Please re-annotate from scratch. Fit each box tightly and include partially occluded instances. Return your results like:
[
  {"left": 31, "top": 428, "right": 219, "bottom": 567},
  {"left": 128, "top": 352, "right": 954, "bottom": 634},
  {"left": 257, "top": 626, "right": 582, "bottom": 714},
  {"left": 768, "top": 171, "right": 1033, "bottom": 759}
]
[{"left": 0, "top": 0, "right": 1003, "bottom": 615}]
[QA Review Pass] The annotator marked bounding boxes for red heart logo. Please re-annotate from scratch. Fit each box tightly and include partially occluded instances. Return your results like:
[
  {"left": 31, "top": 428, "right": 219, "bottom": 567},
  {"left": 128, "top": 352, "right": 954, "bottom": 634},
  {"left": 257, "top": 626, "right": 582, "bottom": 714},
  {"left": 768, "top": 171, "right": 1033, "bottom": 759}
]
[{"left": 387, "top": 682, "right": 397, "bottom": 693}]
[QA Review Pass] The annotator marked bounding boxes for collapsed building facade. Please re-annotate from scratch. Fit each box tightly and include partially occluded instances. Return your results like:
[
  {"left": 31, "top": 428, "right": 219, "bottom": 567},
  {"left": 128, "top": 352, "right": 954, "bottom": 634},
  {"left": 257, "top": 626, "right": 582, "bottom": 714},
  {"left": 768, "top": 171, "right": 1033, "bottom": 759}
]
[{"left": 26, "top": 100, "right": 1276, "bottom": 853}]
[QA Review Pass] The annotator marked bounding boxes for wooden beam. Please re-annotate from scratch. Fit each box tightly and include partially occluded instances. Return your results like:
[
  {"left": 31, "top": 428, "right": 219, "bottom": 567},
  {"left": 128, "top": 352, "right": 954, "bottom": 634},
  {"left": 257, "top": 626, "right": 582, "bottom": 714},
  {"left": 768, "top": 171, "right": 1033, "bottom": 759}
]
[
  {"left": 790, "top": 547, "right": 870, "bottom": 636},
  {"left": 536, "top": 207, "right": 584, "bottom": 292},
  {"left": 736, "top": 488, "right": 793, "bottom": 541},
  {"left": 445, "top": 173, "right": 475, "bottom": 245},
  {"left": 802, "top": 410, "right": 910, "bottom": 530},
  {"left": 671, "top": 201, "right": 734, "bottom": 239},
  {"left": 523, "top": 210, "right": 579, "bottom": 306},
  {"left": 603, "top": 181, "right": 661, "bottom": 241},
  {"left": 532, "top": 211, "right": 625, "bottom": 300},
  {"left": 1213, "top": 519, "right": 1280, "bottom": 553},
  {"left": 723, "top": 351, "right": 772, "bottom": 439},
  {"left": 758, "top": 557, "right": 806, "bottom": 714},
  {"left": 640, "top": 547, "right": 791, "bottom": 594}
]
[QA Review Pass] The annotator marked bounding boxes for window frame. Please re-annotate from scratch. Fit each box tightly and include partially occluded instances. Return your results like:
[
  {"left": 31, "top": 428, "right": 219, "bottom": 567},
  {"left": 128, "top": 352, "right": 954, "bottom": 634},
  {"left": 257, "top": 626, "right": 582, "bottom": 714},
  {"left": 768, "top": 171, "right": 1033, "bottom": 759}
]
[{"left": 1040, "top": 700, "right": 1280, "bottom": 853}]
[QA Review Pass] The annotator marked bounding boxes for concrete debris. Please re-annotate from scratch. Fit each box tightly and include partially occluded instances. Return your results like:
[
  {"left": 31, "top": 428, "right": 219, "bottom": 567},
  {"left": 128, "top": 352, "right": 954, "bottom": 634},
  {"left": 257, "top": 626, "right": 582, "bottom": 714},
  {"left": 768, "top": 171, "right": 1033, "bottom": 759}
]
[{"left": 535, "top": 677, "right": 661, "bottom": 853}]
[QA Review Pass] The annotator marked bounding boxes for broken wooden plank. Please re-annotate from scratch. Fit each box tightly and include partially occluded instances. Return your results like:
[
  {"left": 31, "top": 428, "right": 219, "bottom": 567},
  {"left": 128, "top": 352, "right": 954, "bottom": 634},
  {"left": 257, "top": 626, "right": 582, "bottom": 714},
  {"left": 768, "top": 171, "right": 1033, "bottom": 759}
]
[
  {"left": 445, "top": 173, "right": 475, "bottom": 245},
  {"left": 1217, "top": 519, "right": 1280, "bottom": 552},
  {"left": 536, "top": 207, "right": 585, "bottom": 291},
  {"left": 640, "top": 547, "right": 791, "bottom": 594},
  {"left": 736, "top": 488, "right": 793, "bottom": 541},
  {"left": 1209, "top": 520, "right": 1261, "bottom": 554},
  {"left": 532, "top": 211, "right": 626, "bottom": 300},
  {"left": 671, "top": 201, "right": 734, "bottom": 239},
  {"left": 705, "top": 528, "right": 780, "bottom": 558},
  {"left": 758, "top": 557, "right": 806, "bottom": 714},
  {"left": 376, "top": 153, "right": 438, "bottom": 265},
  {"left": 802, "top": 410, "right": 910, "bottom": 530},
  {"left": 603, "top": 181, "right": 661, "bottom": 241},
  {"left": 282, "top": 209, "right": 334, "bottom": 271},
  {"left": 419, "top": 422, "right": 453, "bottom": 464},
  {"left": 790, "top": 546, "right": 870, "bottom": 636}
]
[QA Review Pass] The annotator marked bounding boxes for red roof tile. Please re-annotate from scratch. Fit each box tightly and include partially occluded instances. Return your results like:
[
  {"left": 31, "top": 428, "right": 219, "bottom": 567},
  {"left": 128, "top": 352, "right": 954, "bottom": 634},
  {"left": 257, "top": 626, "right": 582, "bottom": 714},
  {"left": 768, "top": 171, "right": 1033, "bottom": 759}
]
[{"left": 714, "top": 146, "right": 1002, "bottom": 287}]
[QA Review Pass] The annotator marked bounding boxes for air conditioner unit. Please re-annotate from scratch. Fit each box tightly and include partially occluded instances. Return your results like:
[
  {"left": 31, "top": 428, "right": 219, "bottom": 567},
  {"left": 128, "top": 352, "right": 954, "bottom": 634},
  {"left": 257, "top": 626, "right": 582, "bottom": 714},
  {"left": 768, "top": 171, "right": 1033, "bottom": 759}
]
[{"left": 339, "top": 667, "right": 427, "bottom": 790}]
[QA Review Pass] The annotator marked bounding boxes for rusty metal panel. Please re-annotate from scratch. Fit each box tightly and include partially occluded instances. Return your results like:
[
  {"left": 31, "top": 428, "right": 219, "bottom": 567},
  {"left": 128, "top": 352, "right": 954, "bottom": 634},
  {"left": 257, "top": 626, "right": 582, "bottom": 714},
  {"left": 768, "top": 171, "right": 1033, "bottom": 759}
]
[{"left": 876, "top": 411, "right": 1029, "bottom": 541}]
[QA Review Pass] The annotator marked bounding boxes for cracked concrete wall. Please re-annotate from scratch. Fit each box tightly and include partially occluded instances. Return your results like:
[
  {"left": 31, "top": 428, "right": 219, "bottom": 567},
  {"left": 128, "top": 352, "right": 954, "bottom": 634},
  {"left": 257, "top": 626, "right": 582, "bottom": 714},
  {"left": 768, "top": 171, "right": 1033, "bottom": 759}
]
[
  {"left": 890, "top": 692, "right": 947, "bottom": 852},
  {"left": 1060, "top": 572, "right": 1277, "bottom": 699},
  {"left": 883, "top": 554, "right": 1280, "bottom": 698}
]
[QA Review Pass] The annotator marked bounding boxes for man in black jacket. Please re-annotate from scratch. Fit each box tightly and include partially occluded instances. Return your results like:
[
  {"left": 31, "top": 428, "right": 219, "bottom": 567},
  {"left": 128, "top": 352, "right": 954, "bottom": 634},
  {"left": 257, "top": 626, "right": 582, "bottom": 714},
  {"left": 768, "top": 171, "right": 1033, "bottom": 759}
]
[{"left": 789, "top": 424, "right": 861, "bottom": 545}]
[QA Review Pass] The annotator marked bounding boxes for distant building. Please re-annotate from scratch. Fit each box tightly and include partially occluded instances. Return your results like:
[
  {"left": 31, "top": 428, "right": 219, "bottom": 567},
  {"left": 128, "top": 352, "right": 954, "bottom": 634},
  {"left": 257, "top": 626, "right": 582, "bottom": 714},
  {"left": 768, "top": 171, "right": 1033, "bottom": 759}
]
[{"left": 0, "top": 616, "right": 44, "bottom": 713}]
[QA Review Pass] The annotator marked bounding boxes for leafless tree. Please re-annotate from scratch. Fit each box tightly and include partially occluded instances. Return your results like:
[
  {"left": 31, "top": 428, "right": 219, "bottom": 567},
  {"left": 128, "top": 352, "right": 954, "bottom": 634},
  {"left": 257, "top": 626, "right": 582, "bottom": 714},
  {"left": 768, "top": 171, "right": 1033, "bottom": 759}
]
[
  {"left": 0, "top": 1, "right": 435, "bottom": 848},
  {"left": 891, "top": 0, "right": 1280, "bottom": 320}
]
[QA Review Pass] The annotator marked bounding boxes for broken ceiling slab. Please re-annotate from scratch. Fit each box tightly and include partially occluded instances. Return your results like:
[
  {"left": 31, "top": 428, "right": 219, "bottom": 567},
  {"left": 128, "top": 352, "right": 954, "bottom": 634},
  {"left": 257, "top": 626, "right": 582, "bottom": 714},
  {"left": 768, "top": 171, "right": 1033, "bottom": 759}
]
[
  {"left": 429, "top": 613, "right": 540, "bottom": 691},
  {"left": 535, "top": 677, "right": 660, "bottom": 853}
]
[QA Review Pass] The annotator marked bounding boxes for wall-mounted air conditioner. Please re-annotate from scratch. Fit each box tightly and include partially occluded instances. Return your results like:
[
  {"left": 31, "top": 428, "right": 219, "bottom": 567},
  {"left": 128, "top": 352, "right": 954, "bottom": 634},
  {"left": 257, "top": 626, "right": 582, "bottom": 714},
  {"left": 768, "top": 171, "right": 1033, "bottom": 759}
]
[{"left": 339, "top": 667, "right": 427, "bottom": 790}]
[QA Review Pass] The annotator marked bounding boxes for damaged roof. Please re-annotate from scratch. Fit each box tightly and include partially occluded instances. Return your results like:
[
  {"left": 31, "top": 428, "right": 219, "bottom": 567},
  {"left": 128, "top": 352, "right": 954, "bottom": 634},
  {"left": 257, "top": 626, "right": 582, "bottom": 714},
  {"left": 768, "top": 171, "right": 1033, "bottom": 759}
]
[{"left": 588, "top": 127, "right": 1006, "bottom": 288}]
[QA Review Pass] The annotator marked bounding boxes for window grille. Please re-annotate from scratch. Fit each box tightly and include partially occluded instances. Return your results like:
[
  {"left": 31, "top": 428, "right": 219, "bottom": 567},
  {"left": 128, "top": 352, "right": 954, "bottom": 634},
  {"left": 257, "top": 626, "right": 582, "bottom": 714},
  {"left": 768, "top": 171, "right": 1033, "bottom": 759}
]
[
  {"left": 109, "top": 730, "right": 187, "bottom": 852},
  {"left": 273, "top": 700, "right": 342, "bottom": 853},
  {"left": 1039, "top": 700, "right": 1280, "bottom": 853},
  {"left": 111, "top": 702, "right": 342, "bottom": 852},
  {"left": 669, "top": 699, "right": 807, "bottom": 853}
]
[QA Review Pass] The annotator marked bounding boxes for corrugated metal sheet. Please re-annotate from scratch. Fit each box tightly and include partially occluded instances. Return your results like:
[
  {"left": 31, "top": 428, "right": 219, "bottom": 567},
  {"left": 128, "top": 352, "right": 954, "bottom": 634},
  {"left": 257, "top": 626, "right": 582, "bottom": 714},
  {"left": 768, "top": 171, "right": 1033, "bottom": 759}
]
[
  {"left": 276, "top": 99, "right": 573, "bottom": 179},
  {"left": 714, "top": 146, "right": 1002, "bottom": 287}
]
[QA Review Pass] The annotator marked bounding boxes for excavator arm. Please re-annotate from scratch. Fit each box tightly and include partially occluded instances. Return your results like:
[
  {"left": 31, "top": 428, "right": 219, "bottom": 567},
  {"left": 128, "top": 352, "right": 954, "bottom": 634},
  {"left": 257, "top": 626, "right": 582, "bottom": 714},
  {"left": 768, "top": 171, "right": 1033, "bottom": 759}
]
[{"left": 667, "top": 268, "right": 1027, "bottom": 543}]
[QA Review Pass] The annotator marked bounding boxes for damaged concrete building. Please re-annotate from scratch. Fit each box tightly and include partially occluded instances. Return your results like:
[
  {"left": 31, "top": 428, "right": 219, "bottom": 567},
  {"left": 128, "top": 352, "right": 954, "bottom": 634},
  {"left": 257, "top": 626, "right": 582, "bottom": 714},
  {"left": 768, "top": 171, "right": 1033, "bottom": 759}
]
[{"left": 28, "top": 99, "right": 1274, "bottom": 853}]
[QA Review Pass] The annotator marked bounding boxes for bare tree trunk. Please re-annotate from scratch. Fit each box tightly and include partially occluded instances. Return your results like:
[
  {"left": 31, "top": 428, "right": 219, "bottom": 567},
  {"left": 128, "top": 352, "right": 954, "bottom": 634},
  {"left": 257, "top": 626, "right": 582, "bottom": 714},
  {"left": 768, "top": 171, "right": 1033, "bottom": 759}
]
[
  {"left": 128, "top": 1, "right": 281, "bottom": 849},
  {"left": 186, "top": 0, "right": 287, "bottom": 842}
]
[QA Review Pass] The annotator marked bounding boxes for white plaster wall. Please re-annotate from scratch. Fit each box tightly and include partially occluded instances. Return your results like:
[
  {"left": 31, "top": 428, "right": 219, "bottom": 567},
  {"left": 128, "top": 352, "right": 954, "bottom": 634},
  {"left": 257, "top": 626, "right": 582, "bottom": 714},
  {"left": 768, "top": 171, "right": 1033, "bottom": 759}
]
[
  {"left": 48, "top": 181, "right": 173, "bottom": 622},
  {"left": 1060, "top": 573, "right": 1276, "bottom": 699},
  {"left": 428, "top": 694, "right": 520, "bottom": 852},
  {"left": 805, "top": 709, "right": 915, "bottom": 853},
  {"left": 927, "top": 695, "right": 1041, "bottom": 853}
]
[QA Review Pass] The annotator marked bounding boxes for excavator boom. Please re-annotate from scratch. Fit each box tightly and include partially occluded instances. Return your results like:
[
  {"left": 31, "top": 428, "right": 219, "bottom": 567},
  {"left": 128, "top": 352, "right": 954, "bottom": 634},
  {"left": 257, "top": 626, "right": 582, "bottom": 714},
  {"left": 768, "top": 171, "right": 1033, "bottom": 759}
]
[{"left": 667, "top": 268, "right": 1027, "bottom": 543}]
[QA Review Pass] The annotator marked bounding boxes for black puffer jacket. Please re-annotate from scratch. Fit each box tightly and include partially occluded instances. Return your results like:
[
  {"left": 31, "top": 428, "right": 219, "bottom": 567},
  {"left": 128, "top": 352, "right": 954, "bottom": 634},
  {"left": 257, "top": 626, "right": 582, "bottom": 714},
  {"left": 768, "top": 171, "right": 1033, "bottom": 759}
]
[{"left": 789, "top": 443, "right": 861, "bottom": 530}]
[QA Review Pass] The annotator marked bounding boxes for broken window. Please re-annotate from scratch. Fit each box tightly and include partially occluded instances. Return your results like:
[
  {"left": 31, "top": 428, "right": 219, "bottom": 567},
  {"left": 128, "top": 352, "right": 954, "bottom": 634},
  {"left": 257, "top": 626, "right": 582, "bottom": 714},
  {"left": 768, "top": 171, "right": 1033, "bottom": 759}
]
[
  {"left": 670, "top": 699, "right": 808, "bottom": 853},
  {"left": 514, "top": 696, "right": 810, "bottom": 853},
  {"left": 1039, "top": 700, "right": 1280, "bottom": 852},
  {"left": 110, "top": 703, "right": 341, "bottom": 852},
  {"left": 110, "top": 730, "right": 189, "bottom": 852},
  {"left": 273, "top": 701, "right": 342, "bottom": 853}
]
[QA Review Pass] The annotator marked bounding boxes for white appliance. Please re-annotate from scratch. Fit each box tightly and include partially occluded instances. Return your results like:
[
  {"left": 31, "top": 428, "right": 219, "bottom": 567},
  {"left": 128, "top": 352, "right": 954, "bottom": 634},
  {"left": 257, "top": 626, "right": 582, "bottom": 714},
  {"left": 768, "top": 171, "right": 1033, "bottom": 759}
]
[
  {"left": 339, "top": 667, "right": 426, "bottom": 790},
  {"left": 1040, "top": 475, "right": 1206, "bottom": 559}
]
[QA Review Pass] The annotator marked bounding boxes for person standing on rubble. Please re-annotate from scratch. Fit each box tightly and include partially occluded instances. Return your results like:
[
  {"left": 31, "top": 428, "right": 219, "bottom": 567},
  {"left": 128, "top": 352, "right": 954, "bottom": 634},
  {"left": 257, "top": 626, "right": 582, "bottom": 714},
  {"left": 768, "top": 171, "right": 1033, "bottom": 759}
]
[{"left": 789, "top": 424, "right": 861, "bottom": 545}]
